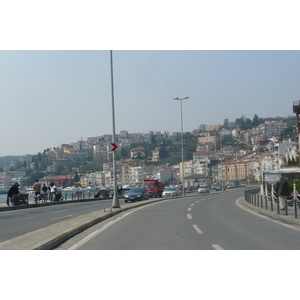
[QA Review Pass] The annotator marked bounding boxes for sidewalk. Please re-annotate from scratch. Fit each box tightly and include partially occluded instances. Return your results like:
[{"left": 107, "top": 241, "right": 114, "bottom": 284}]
[{"left": 238, "top": 197, "right": 300, "bottom": 227}]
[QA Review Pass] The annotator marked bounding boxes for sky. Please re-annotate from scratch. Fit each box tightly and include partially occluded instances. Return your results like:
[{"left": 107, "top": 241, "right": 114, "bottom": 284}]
[
  {"left": 1, "top": 1, "right": 300, "bottom": 158},
  {"left": 1, "top": 50, "right": 299, "bottom": 156}
]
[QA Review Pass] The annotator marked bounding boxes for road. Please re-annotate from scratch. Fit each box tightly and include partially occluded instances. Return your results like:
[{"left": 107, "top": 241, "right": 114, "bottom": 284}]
[
  {"left": 0, "top": 198, "right": 125, "bottom": 243},
  {"left": 56, "top": 188, "right": 300, "bottom": 250}
]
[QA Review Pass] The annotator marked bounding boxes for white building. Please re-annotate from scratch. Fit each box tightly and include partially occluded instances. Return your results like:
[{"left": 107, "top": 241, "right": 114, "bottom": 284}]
[{"left": 130, "top": 166, "right": 147, "bottom": 186}]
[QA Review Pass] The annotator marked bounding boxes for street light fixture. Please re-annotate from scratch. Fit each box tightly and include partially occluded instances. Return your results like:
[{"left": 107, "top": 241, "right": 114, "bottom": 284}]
[{"left": 173, "top": 96, "right": 189, "bottom": 195}]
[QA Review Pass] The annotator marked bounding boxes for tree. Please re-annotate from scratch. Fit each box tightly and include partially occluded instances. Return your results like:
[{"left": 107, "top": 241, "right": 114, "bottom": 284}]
[
  {"left": 252, "top": 114, "right": 260, "bottom": 127},
  {"left": 280, "top": 126, "right": 296, "bottom": 140},
  {"left": 74, "top": 172, "right": 80, "bottom": 183},
  {"left": 151, "top": 135, "right": 156, "bottom": 144},
  {"left": 223, "top": 118, "right": 230, "bottom": 129}
]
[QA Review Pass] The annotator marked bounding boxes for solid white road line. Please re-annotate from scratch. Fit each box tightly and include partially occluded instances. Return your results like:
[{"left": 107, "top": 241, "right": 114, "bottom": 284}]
[
  {"left": 187, "top": 214, "right": 192, "bottom": 219},
  {"left": 192, "top": 224, "right": 203, "bottom": 234},
  {"left": 212, "top": 244, "right": 224, "bottom": 250}
]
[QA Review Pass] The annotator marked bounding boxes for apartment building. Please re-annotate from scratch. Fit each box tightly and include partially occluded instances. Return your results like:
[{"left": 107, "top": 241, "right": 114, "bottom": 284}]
[
  {"left": 130, "top": 166, "right": 147, "bottom": 186},
  {"left": 205, "top": 124, "right": 221, "bottom": 132},
  {"left": 219, "top": 160, "right": 248, "bottom": 184},
  {"left": 197, "top": 132, "right": 216, "bottom": 144},
  {"left": 193, "top": 151, "right": 217, "bottom": 162},
  {"left": 152, "top": 148, "right": 160, "bottom": 161}
]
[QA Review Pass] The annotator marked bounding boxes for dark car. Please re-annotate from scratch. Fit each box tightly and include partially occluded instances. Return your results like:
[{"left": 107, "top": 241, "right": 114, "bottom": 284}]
[
  {"left": 124, "top": 188, "right": 150, "bottom": 202},
  {"left": 216, "top": 184, "right": 224, "bottom": 191}
]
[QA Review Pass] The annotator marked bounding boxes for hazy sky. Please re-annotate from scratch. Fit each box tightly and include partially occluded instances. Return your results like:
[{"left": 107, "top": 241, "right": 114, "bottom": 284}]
[{"left": 0, "top": 50, "right": 299, "bottom": 156}]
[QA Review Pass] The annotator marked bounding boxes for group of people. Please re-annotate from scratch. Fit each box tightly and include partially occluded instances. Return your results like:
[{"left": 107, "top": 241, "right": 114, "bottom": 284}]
[
  {"left": 6, "top": 180, "right": 58, "bottom": 206},
  {"left": 32, "top": 180, "right": 57, "bottom": 201}
]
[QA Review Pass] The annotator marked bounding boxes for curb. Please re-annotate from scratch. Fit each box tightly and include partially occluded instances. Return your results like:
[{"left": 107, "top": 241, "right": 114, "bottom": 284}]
[{"left": 238, "top": 197, "right": 300, "bottom": 228}]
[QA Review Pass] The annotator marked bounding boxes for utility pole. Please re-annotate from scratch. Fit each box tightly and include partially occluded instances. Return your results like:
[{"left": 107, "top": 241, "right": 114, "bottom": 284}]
[{"left": 110, "top": 50, "right": 120, "bottom": 208}]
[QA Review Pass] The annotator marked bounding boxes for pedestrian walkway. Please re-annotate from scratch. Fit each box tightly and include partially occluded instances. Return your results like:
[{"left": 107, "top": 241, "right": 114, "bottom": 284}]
[{"left": 239, "top": 197, "right": 300, "bottom": 227}]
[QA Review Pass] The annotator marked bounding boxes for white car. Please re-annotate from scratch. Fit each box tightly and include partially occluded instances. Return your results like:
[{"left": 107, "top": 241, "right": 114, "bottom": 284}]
[
  {"left": 162, "top": 187, "right": 182, "bottom": 197},
  {"left": 197, "top": 185, "right": 210, "bottom": 194}
]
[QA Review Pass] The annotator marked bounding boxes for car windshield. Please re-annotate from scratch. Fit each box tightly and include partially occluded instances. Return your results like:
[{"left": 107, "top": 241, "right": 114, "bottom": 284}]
[
  {"left": 129, "top": 188, "right": 143, "bottom": 193},
  {"left": 165, "top": 187, "right": 176, "bottom": 191},
  {"left": 199, "top": 185, "right": 207, "bottom": 188}
]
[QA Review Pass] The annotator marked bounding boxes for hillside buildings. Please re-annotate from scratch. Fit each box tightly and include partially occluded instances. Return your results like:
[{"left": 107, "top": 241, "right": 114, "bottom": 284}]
[{"left": 1, "top": 116, "right": 296, "bottom": 190}]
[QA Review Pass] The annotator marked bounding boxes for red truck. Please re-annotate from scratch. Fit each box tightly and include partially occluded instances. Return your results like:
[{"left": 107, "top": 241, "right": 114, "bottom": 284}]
[{"left": 142, "top": 179, "right": 165, "bottom": 198}]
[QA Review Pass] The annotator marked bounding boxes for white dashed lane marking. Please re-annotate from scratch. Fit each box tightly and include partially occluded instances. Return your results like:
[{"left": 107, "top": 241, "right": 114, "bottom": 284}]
[
  {"left": 192, "top": 224, "right": 203, "bottom": 234},
  {"left": 187, "top": 214, "right": 192, "bottom": 219},
  {"left": 212, "top": 244, "right": 224, "bottom": 250}
]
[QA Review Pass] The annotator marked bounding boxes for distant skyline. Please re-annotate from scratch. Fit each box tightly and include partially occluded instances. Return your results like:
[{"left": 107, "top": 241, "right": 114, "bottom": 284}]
[{"left": 0, "top": 50, "right": 298, "bottom": 157}]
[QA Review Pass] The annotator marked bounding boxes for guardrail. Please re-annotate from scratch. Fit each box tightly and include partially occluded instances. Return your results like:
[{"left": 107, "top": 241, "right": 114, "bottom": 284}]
[{"left": 244, "top": 184, "right": 300, "bottom": 218}]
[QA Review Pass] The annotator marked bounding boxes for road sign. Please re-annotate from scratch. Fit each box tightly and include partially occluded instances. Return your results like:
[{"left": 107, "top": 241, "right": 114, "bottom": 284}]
[{"left": 111, "top": 143, "right": 118, "bottom": 151}]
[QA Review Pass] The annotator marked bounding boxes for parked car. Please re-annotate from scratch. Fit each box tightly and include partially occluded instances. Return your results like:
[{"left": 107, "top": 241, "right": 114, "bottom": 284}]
[
  {"left": 162, "top": 187, "right": 182, "bottom": 197},
  {"left": 124, "top": 188, "right": 150, "bottom": 202},
  {"left": 198, "top": 185, "right": 210, "bottom": 194},
  {"left": 226, "top": 184, "right": 234, "bottom": 189},
  {"left": 215, "top": 184, "right": 223, "bottom": 191},
  {"left": 210, "top": 183, "right": 218, "bottom": 190}
]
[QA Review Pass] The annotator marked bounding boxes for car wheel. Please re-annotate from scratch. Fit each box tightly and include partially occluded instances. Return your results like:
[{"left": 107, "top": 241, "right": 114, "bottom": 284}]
[{"left": 125, "top": 200, "right": 128, "bottom": 203}]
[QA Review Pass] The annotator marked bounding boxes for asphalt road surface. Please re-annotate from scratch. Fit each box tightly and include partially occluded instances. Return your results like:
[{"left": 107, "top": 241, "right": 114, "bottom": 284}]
[
  {"left": 55, "top": 189, "right": 300, "bottom": 250},
  {"left": 0, "top": 199, "right": 124, "bottom": 243}
]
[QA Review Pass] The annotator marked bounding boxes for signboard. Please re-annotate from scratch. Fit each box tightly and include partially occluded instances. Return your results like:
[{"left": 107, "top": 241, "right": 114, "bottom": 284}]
[{"left": 264, "top": 174, "right": 281, "bottom": 183}]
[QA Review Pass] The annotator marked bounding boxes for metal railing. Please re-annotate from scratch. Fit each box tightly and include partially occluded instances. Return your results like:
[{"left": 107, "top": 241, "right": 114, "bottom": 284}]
[{"left": 244, "top": 183, "right": 300, "bottom": 218}]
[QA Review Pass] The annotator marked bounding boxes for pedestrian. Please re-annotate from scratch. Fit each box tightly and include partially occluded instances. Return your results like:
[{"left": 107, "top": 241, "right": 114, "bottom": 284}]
[
  {"left": 42, "top": 184, "right": 48, "bottom": 194},
  {"left": 33, "top": 179, "right": 42, "bottom": 199},
  {"left": 7, "top": 182, "right": 20, "bottom": 206},
  {"left": 49, "top": 182, "right": 57, "bottom": 201},
  {"left": 42, "top": 184, "right": 48, "bottom": 199},
  {"left": 275, "top": 175, "right": 290, "bottom": 210}
]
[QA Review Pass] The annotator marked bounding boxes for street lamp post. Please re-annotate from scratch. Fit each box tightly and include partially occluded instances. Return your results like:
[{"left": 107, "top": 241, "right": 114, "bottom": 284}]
[
  {"left": 110, "top": 50, "right": 120, "bottom": 208},
  {"left": 173, "top": 96, "right": 189, "bottom": 195}
]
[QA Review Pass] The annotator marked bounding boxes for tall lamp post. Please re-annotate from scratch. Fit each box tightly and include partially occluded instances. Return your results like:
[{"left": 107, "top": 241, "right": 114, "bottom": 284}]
[
  {"left": 173, "top": 96, "right": 189, "bottom": 195},
  {"left": 110, "top": 50, "right": 120, "bottom": 208}
]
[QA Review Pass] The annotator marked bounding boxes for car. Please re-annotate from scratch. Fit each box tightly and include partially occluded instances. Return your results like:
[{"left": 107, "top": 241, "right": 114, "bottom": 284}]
[
  {"left": 162, "top": 187, "right": 182, "bottom": 197},
  {"left": 124, "top": 188, "right": 149, "bottom": 202},
  {"left": 197, "top": 185, "right": 210, "bottom": 194},
  {"left": 215, "top": 184, "right": 223, "bottom": 191},
  {"left": 210, "top": 183, "right": 218, "bottom": 190},
  {"left": 226, "top": 184, "right": 234, "bottom": 189}
]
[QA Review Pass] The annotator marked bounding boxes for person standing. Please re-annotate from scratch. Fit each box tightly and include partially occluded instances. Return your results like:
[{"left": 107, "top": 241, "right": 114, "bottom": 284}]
[
  {"left": 49, "top": 182, "right": 57, "bottom": 201},
  {"left": 42, "top": 184, "right": 48, "bottom": 199},
  {"left": 7, "top": 182, "right": 20, "bottom": 206},
  {"left": 33, "top": 179, "right": 42, "bottom": 201},
  {"left": 275, "top": 175, "right": 290, "bottom": 210}
]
